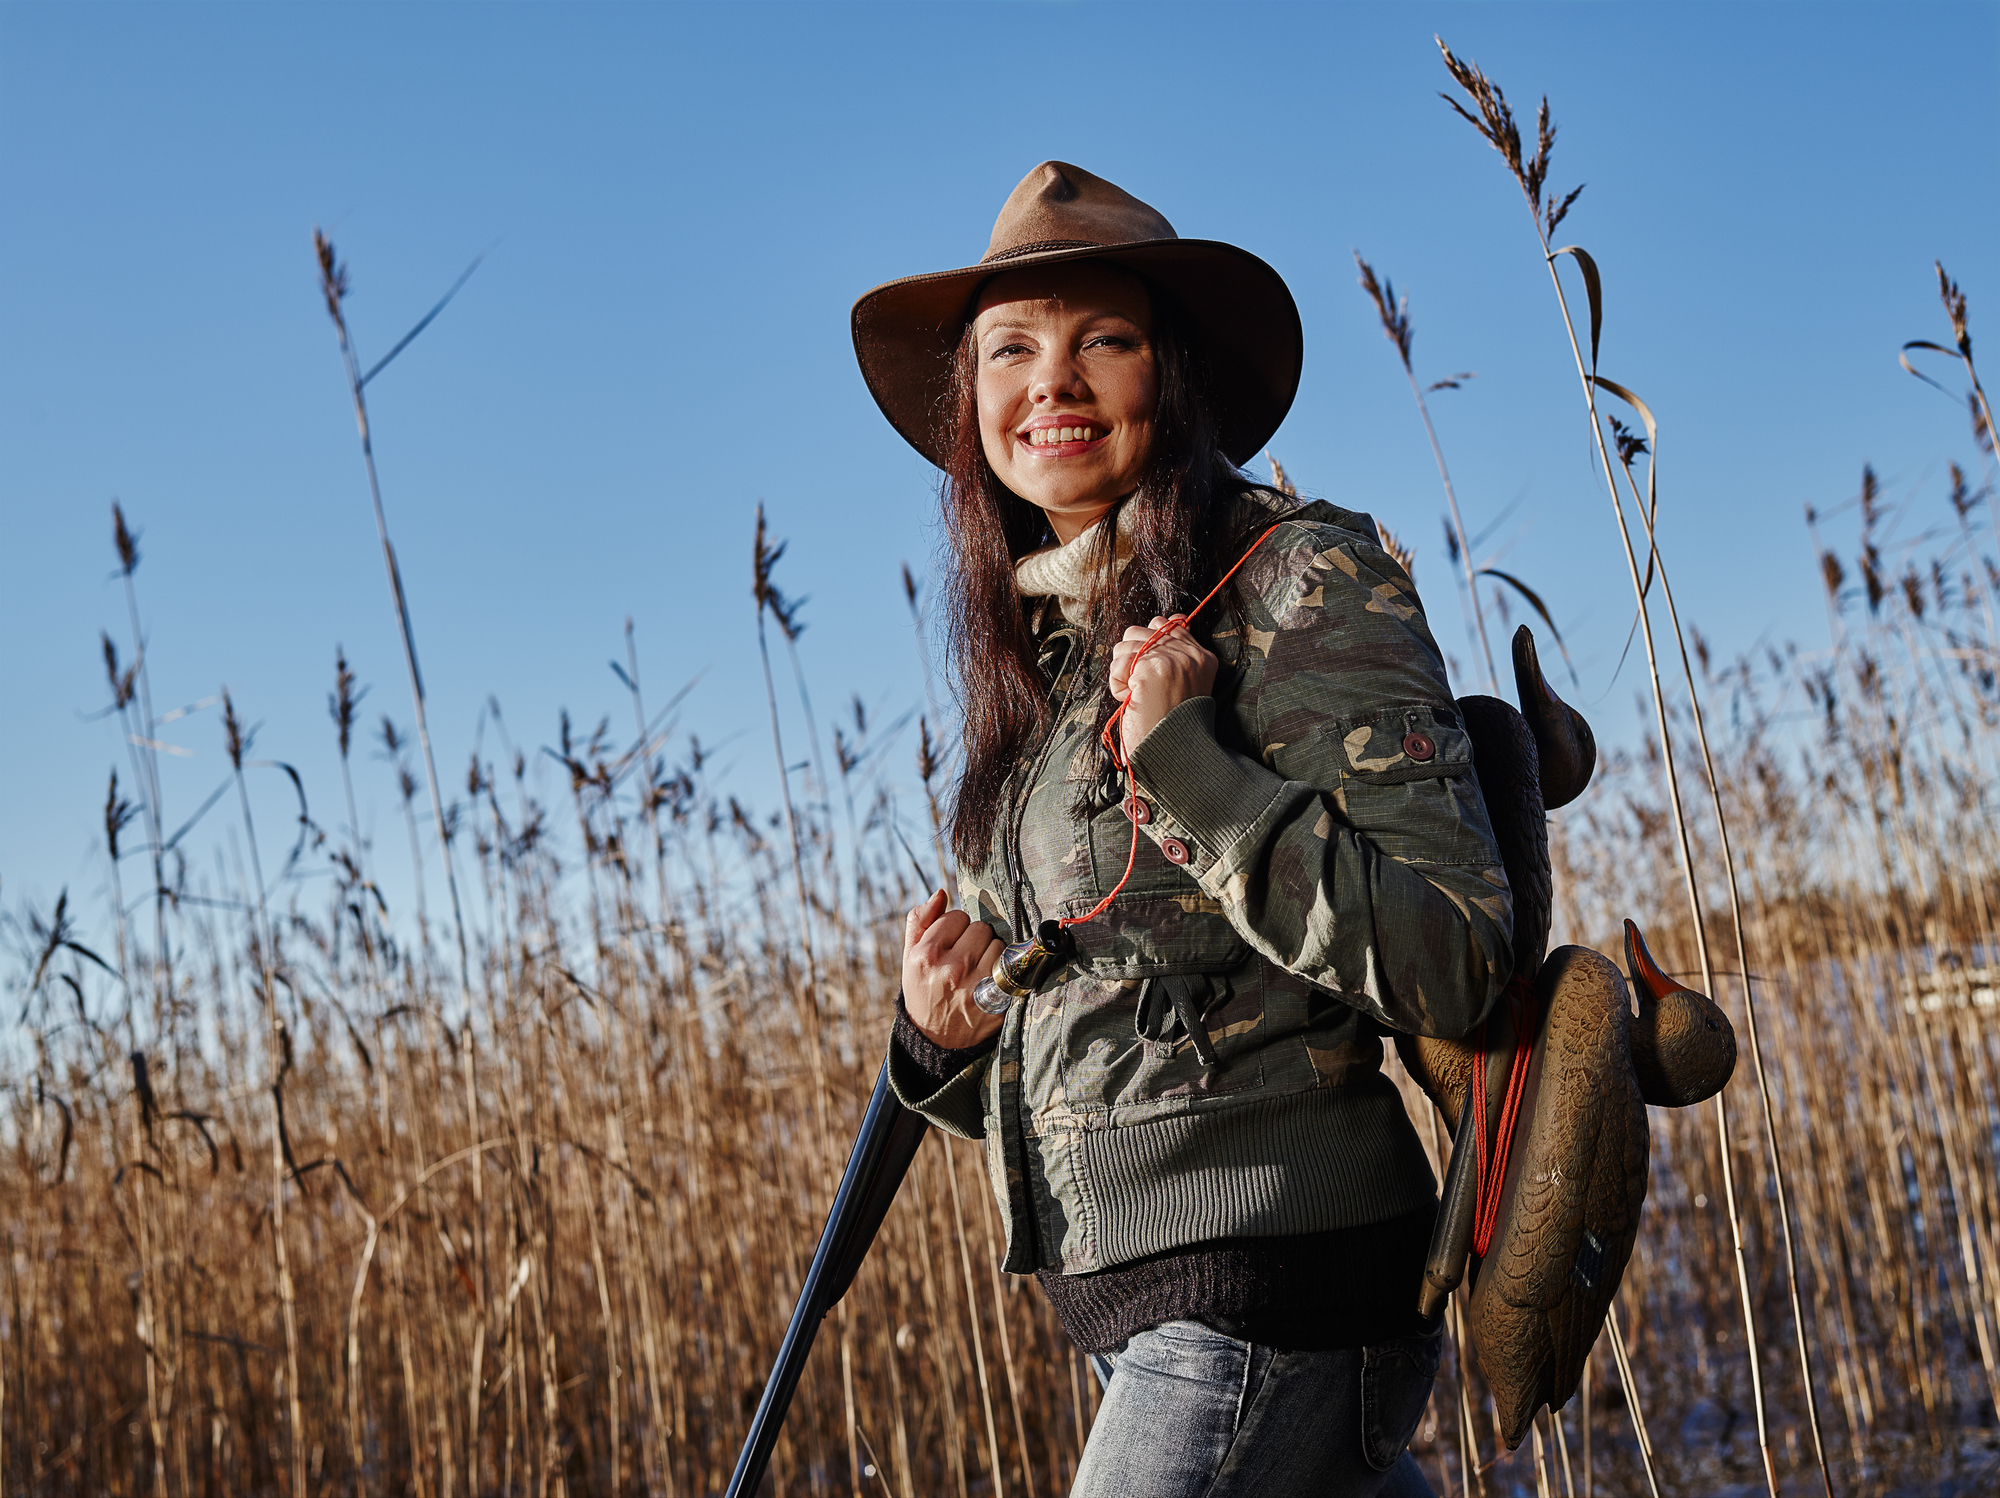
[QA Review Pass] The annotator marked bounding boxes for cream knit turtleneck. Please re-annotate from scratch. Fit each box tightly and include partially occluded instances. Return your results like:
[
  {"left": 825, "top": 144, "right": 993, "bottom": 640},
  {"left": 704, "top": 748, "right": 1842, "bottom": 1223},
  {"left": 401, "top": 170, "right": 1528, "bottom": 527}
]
[{"left": 1012, "top": 504, "right": 1135, "bottom": 626}]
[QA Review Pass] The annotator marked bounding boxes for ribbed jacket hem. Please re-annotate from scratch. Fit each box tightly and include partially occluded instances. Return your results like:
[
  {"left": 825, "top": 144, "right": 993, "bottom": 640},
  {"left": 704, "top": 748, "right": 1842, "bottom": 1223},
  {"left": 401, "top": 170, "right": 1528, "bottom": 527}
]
[{"left": 1051, "top": 1078, "right": 1439, "bottom": 1272}]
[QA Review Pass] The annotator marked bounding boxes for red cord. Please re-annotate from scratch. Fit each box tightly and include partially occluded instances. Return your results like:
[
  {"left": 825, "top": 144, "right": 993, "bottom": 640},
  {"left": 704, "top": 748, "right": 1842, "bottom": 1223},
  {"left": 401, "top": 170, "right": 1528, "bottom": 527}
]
[
  {"left": 1471, "top": 973, "right": 1539, "bottom": 1259},
  {"left": 1061, "top": 523, "right": 1285, "bottom": 930}
]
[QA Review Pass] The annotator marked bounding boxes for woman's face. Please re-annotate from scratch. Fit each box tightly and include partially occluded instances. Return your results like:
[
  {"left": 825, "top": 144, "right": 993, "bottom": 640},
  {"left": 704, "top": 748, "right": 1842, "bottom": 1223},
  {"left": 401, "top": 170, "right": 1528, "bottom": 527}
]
[{"left": 972, "top": 263, "right": 1157, "bottom": 544}]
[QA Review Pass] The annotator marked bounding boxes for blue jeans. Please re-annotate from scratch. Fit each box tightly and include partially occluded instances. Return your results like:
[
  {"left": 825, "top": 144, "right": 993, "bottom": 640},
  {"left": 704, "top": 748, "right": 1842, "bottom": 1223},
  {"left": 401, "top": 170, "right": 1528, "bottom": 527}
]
[{"left": 1072, "top": 1321, "right": 1441, "bottom": 1498}]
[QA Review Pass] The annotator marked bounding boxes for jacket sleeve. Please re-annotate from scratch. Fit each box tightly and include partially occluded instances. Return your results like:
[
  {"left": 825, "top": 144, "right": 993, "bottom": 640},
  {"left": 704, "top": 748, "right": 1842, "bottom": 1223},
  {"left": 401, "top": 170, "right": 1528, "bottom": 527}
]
[
  {"left": 1126, "top": 518, "right": 1512, "bottom": 1039},
  {"left": 883, "top": 996, "right": 994, "bottom": 1139}
]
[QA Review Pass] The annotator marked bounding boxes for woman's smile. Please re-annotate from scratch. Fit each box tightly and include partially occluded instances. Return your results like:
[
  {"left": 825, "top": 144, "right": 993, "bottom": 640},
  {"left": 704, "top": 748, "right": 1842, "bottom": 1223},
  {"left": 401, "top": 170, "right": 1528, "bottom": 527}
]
[{"left": 1017, "top": 417, "right": 1109, "bottom": 451}]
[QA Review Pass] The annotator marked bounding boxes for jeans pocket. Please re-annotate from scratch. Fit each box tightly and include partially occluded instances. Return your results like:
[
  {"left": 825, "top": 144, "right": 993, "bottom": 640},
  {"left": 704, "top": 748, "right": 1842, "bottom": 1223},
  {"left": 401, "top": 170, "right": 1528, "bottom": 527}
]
[{"left": 1360, "top": 1329, "right": 1443, "bottom": 1473}]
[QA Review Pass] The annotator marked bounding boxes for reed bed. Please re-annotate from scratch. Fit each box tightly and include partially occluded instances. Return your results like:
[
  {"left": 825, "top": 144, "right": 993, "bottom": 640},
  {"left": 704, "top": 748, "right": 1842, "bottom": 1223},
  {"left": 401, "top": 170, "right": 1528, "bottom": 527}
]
[
  {"left": 8, "top": 90, "right": 2000, "bottom": 1498},
  {"left": 10, "top": 448, "right": 1998, "bottom": 1496}
]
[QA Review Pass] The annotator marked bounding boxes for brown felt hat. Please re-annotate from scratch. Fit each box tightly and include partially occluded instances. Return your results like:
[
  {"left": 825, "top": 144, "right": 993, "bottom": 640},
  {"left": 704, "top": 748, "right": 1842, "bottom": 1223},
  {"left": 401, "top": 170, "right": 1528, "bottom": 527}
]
[{"left": 851, "top": 161, "right": 1303, "bottom": 469}]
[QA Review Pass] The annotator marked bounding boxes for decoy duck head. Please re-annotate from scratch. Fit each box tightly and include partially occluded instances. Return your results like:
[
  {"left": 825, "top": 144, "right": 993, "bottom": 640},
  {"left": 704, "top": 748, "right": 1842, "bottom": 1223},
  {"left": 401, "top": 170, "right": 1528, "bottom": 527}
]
[
  {"left": 1623, "top": 920, "right": 1737, "bottom": 1107},
  {"left": 1512, "top": 626, "right": 1597, "bottom": 810}
]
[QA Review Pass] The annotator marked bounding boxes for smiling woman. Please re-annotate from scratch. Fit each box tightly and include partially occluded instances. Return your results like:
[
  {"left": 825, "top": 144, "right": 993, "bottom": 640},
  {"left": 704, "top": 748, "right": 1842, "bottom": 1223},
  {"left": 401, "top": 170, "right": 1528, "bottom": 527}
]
[
  {"left": 843, "top": 162, "right": 1516, "bottom": 1497},
  {"left": 971, "top": 262, "right": 1158, "bottom": 543}
]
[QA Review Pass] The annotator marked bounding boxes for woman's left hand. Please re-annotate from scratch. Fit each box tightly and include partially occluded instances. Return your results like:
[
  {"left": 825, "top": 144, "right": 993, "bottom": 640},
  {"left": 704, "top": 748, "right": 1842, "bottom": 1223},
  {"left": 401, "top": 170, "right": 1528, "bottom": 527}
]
[{"left": 1109, "top": 616, "right": 1217, "bottom": 758}]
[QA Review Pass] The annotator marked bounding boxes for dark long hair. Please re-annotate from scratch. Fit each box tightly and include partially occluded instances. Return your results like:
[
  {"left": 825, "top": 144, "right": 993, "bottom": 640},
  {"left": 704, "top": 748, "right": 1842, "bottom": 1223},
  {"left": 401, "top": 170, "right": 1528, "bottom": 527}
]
[{"left": 940, "top": 283, "right": 1263, "bottom": 865}]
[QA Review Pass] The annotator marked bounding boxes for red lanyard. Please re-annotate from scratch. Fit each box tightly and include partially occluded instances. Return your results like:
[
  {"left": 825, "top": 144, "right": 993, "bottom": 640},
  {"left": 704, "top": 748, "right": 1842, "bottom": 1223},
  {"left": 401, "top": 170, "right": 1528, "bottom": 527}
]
[{"left": 1062, "top": 522, "right": 1284, "bottom": 930}]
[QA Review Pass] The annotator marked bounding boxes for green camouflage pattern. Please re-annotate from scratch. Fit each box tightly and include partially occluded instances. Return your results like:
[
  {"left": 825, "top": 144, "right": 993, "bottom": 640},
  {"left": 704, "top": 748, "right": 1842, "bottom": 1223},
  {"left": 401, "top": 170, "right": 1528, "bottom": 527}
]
[{"left": 888, "top": 494, "right": 1514, "bottom": 1274}]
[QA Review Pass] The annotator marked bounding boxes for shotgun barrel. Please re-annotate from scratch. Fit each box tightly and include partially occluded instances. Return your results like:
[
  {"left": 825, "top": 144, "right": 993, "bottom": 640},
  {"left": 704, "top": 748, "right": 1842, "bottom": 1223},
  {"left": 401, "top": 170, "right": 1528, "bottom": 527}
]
[{"left": 725, "top": 1060, "right": 929, "bottom": 1497}]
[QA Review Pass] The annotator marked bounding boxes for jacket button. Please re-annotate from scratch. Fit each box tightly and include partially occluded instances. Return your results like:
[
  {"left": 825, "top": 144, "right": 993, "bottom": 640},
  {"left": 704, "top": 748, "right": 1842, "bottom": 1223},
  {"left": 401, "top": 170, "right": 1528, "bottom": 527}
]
[
  {"left": 1160, "top": 837, "right": 1191, "bottom": 865},
  {"left": 1402, "top": 731, "right": 1436, "bottom": 762},
  {"left": 1128, "top": 796, "right": 1152, "bottom": 825}
]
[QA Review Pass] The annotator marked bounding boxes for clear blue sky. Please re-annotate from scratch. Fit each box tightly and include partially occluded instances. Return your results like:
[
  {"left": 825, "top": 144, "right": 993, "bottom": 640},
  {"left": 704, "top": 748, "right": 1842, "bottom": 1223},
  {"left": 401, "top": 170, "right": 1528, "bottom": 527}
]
[{"left": 3, "top": 2, "right": 1995, "bottom": 940}]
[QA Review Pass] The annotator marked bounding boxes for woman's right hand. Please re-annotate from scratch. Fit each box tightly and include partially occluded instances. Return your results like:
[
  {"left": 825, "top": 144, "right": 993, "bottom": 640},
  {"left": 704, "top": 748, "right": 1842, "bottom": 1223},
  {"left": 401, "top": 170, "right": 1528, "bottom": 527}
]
[{"left": 902, "top": 888, "right": 1006, "bottom": 1051}]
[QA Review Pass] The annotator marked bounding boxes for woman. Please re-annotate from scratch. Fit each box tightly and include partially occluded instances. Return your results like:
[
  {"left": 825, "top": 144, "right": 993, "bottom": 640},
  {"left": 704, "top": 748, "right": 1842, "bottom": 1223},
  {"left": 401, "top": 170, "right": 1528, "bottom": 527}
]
[{"left": 852, "top": 162, "right": 1512, "bottom": 1497}]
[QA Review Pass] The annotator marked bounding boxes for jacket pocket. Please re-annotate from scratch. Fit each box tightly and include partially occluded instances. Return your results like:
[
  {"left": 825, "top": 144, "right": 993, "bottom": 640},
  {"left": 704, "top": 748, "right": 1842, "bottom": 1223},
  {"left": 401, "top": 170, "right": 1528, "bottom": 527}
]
[
  {"left": 1335, "top": 706, "right": 1498, "bottom": 871},
  {"left": 1338, "top": 706, "right": 1471, "bottom": 784},
  {"left": 1359, "top": 1327, "right": 1443, "bottom": 1472},
  {"left": 1054, "top": 973, "right": 1265, "bottom": 1115}
]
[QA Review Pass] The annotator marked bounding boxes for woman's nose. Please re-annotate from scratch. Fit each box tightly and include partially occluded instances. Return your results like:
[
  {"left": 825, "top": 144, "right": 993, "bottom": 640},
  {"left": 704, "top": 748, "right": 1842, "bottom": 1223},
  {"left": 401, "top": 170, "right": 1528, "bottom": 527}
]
[{"left": 1029, "top": 349, "right": 1086, "bottom": 404}]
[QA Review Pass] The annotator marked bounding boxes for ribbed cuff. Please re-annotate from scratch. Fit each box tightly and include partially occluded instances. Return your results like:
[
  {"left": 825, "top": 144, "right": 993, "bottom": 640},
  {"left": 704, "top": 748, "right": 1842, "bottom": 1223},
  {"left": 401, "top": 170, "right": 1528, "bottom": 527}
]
[
  {"left": 1126, "top": 696, "right": 1293, "bottom": 879},
  {"left": 892, "top": 995, "right": 994, "bottom": 1093},
  {"left": 884, "top": 996, "right": 994, "bottom": 1141}
]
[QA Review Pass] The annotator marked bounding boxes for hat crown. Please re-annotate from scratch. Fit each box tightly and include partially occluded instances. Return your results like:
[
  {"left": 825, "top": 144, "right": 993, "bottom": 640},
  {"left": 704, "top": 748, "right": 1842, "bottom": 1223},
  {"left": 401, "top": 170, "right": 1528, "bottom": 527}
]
[{"left": 982, "top": 161, "right": 1177, "bottom": 264}]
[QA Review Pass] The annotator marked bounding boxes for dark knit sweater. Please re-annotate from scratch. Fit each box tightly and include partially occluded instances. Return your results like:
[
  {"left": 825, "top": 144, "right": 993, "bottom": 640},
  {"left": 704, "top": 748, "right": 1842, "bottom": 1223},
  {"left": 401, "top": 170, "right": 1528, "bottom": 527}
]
[{"left": 893, "top": 1000, "right": 1432, "bottom": 1355}]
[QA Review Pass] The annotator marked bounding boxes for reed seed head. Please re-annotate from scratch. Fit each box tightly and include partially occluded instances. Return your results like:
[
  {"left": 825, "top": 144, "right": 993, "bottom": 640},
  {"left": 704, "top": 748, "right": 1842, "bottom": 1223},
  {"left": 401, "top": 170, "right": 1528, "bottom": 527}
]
[
  {"left": 1936, "top": 261, "right": 1970, "bottom": 358},
  {"left": 1610, "top": 415, "right": 1649, "bottom": 466},
  {"left": 222, "top": 689, "right": 248, "bottom": 771},
  {"left": 1353, "top": 254, "right": 1413, "bottom": 372},
  {"left": 104, "top": 770, "right": 136, "bottom": 862},
  {"left": 314, "top": 228, "right": 349, "bottom": 330},
  {"left": 1266, "top": 452, "right": 1297, "bottom": 497},
  {"left": 330, "top": 648, "right": 363, "bottom": 761},
  {"left": 111, "top": 501, "right": 139, "bottom": 576},
  {"left": 918, "top": 718, "right": 939, "bottom": 784},
  {"left": 1375, "top": 521, "right": 1416, "bottom": 581},
  {"left": 753, "top": 503, "right": 807, "bottom": 641},
  {"left": 102, "top": 633, "right": 136, "bottom": 710},
  {"left": 1861, "top": 543, "right": 1886, "bottom": 615},
  {"left": 1437, "top": 38, "right": 1579, "bottom": 235}
]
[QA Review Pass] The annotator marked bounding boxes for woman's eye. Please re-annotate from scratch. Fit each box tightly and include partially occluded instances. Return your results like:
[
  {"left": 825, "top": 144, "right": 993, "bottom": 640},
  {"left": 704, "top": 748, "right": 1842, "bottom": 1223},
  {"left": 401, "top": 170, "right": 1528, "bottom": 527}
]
[
  {"left": 988, "top": 342, "right": 1031, "bottom": 360},
  {"left": 1086, "top": 336, "right": 1131, "bottom": 351}
]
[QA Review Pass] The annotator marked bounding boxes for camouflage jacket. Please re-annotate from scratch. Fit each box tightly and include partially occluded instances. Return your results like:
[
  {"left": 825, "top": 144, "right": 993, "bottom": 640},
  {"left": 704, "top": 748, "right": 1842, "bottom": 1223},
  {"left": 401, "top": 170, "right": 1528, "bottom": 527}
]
[{"left": 888, "top": 494, "right": 1513, "bottom": 1275}]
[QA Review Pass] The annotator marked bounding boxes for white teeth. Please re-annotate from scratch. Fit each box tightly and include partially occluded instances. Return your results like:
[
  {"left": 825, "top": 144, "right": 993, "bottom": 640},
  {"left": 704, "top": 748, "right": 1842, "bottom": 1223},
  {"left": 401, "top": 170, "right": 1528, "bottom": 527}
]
[{"left": 1026, "top": 425, "right": 1100, "bottom": 446}]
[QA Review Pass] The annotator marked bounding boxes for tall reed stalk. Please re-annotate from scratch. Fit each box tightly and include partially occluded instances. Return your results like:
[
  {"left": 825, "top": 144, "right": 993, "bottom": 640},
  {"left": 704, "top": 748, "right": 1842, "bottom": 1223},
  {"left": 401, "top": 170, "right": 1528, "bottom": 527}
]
[
  {"left": 1353, "top": 255, "right": 1498, "bottom": 693},
  {"left": 314, "top": 231, "right": 472, "bottom": 994},
  {"left": 1437, "top": 36, "right": 1836, "bottom": 1495}
]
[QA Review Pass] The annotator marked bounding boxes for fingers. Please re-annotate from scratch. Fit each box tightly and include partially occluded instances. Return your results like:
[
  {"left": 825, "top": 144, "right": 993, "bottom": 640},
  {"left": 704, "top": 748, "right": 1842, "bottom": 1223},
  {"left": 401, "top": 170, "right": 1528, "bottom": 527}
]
[
  {"left": 903, "top": 887, "right": 948, "bottom": 953},
  {"left": 915, "top": 908, "right": 972, "bottom": 963},
  {"left": 948, "top": 917, "right": 999, "bottom": 981}
]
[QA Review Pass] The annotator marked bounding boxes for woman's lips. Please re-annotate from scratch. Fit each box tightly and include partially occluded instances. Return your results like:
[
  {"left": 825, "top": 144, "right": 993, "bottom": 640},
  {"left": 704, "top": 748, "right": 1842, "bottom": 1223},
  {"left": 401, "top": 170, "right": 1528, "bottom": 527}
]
[{"left": 1017, "top": 423, "right": 1107, "bottom": 453}]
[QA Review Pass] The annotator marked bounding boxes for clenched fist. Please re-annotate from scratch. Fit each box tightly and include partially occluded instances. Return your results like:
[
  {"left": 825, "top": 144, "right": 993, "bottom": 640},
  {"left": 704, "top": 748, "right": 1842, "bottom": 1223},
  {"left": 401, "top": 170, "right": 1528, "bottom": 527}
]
[
  {"left": 1108, "top": 615, "right": 1217, "bottom": 758},
  {"left": 901, "top": 888, "right": 1005, "bottom": 1050}
]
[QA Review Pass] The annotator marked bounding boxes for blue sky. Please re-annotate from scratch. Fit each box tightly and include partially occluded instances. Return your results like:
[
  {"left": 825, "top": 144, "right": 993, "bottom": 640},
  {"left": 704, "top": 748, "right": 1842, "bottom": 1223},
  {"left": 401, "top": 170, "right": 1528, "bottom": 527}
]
[{"left": 2, "top": 2, "right": 1995, "bottom": 941}]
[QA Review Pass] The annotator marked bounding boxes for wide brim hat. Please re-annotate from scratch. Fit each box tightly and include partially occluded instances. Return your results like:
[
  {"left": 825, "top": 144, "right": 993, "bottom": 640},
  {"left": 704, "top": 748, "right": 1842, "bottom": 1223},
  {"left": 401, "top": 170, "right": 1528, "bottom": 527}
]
[{"left": 852, "top": 161, "right": 1303, "bottom": 470}]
